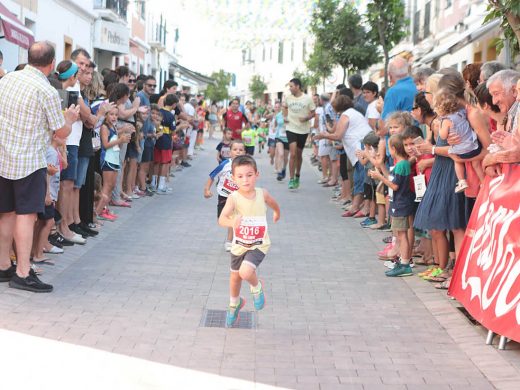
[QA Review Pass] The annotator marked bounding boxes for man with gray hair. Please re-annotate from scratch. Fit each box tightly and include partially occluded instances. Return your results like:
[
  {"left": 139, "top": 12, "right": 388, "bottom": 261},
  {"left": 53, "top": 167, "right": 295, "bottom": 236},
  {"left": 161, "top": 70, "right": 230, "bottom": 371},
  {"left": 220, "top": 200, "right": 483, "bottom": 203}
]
[
  {"left": 479, "top": 60, "right": 507, "bottom": 84},
  {"left": 0, "top": 41, "right": 79, "bottom": 292},
  {"left": 483, "top": 69, "right": 520, "bottom": 176},
  {"left": 381, "top": 56, "right": 417, "bottom": 120}
]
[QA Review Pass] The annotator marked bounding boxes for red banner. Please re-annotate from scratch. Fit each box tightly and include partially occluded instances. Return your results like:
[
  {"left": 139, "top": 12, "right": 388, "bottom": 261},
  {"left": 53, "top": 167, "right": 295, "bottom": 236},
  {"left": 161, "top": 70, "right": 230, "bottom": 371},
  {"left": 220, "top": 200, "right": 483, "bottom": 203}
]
[{"left": 449, "top": 163, "right": 520, "bottom": 342}]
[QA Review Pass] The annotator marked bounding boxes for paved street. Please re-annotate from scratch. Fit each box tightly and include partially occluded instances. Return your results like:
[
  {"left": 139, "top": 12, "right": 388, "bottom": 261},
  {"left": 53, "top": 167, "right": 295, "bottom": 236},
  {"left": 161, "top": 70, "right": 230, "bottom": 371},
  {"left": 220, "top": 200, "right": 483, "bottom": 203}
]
[{"left": 1, "top": 138, "right": 520, "bottom": 390}]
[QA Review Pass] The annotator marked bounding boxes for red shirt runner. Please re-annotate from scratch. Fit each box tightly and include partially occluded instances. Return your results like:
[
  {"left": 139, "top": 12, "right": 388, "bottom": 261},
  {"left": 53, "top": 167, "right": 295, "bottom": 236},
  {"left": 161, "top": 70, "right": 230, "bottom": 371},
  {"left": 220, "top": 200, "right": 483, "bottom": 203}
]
[{"left": 225, "top": 109, "right": 247, "bottom": 140}]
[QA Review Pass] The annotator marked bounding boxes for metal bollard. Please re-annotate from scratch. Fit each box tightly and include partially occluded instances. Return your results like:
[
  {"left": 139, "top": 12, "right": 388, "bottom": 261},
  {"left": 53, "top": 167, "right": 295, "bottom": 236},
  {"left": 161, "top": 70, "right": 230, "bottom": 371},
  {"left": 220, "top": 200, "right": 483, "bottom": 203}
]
[
  {"left": 498, "top": 336, "right": 509, "bottom": 350},
  {"left": 486, "top": 330, "right": 495, "bottom": 345}
]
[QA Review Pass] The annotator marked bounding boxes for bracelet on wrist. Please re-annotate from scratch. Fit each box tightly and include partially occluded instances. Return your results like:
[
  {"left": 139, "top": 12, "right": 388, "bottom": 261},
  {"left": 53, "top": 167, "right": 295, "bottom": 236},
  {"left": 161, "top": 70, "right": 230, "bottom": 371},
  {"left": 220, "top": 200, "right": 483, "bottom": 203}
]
[{"left": 432, "top": 146, "right": 436, "bottom": 155}]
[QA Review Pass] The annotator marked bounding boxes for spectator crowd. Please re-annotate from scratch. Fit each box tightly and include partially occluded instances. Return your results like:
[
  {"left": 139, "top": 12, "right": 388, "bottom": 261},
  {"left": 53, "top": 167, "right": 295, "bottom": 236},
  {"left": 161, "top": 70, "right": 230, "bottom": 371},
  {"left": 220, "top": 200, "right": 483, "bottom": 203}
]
[{"left": 0, "top": 42, "right": 212, "bottom": 292}]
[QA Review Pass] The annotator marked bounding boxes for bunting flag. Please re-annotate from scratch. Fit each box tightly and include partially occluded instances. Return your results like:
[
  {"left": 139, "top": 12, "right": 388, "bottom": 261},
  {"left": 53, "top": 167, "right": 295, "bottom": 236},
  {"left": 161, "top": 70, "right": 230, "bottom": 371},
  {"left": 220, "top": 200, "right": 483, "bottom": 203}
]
[{"left": 177, "top": 0, "right": 316, "bottom": 48}]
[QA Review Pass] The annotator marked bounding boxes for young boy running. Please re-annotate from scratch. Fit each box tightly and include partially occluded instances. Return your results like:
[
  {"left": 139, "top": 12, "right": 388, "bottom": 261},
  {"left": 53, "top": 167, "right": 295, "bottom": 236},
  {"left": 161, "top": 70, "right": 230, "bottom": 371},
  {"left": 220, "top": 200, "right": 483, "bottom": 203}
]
[
  {"left": 216, "top": 128, "right": 233, "bottom": 163},
  {"left": 204, "top": 141, "right": 246, "bottom": 251},
  {"left": 369, "top": 134, "right": 416, "bottom": 277},
  {"left": 218, "top": 155, "right": 281, "bottom": 327}
]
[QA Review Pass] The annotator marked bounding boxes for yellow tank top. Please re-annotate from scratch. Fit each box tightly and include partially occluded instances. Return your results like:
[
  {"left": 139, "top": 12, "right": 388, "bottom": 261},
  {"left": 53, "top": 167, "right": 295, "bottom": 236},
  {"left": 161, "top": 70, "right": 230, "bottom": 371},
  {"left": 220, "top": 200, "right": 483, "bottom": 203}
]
[{"left": 231, "top": 188, "right": 271, "bottom": 255}]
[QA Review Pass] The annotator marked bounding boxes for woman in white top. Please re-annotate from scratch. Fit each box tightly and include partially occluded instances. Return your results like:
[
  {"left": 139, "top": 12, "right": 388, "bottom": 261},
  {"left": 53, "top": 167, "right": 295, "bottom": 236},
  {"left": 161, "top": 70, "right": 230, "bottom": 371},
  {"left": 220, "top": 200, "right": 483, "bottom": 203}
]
[{"left": 315, "top": 94, "right": 372, "bottom": 215}]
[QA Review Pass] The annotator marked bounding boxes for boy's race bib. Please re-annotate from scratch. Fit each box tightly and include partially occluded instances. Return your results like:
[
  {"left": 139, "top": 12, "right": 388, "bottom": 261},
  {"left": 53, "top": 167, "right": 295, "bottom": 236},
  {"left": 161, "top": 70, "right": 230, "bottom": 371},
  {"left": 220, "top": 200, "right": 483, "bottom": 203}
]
[
  {"left": 233, "top": 216, "right": 267, "bottom": 248},
  {"left": 216, "top": 172, "right": 238, "bottom": 196},
  {"left": 413, "top": 174, "right": 427, "bottom": 202}
]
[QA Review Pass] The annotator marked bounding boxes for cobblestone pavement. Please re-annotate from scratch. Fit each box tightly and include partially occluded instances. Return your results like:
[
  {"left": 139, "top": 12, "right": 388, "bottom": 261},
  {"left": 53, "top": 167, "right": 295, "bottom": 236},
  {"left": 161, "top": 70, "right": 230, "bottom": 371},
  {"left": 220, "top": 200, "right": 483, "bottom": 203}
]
[{"left": 1, "top": 139, "right": 520, "bottom": 389}]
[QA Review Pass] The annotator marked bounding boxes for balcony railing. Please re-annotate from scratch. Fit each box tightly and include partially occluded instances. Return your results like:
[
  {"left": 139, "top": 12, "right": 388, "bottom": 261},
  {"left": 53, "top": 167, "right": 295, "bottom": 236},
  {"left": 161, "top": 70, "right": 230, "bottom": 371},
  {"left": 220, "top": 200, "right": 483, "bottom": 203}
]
[{"left": 93, "top": 0, "right": 128, "bottom": 20}]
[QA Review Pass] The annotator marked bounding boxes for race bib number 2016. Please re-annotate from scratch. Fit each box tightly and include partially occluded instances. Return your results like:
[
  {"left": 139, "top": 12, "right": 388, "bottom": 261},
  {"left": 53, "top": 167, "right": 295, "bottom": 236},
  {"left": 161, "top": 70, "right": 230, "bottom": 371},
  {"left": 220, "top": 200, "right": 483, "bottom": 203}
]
[{"left": 234, "top": 216, "right": 267, "bottom": 248}]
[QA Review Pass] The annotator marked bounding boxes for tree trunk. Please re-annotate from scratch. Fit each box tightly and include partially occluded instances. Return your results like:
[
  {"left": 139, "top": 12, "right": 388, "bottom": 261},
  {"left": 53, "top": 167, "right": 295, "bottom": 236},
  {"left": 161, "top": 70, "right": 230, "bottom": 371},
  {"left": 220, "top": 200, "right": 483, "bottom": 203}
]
[
  {"left": 505, "top": 12, "right": 520, "bottom": 50},
  {"left": 384, "top": 49, "right": 389, "bottom": 90},
  {"left": 342, "top": 68, "right": 347, "bottom": 84}
]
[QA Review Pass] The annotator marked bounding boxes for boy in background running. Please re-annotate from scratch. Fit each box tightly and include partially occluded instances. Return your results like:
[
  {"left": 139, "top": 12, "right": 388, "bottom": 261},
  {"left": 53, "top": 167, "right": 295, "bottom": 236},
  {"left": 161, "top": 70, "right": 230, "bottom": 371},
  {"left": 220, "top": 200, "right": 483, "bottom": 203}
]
[
  {"left": 241, "top": 126, "right": 257, "bottom": 156},
  {"left": 218, "top": 155, "right": 281, "bottom": 327},
  {"left": 216, "top": 128, "right": 233, "bottom": 163},
  {"left": 204, "top": 141, "right": 246, "bottom": 251}
]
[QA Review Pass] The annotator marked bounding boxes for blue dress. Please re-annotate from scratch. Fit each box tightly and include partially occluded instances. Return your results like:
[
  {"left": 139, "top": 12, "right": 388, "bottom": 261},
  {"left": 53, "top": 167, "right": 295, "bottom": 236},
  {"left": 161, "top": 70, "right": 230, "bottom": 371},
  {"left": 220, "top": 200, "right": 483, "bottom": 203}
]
[{"left": 414, "top": 137, "right": 467, "bottom": 231}]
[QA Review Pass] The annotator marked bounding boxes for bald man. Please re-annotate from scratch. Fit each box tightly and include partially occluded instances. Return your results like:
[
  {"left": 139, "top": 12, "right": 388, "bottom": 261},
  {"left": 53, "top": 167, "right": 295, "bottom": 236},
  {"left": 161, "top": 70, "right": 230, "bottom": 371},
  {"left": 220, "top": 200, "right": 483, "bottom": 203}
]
[{"left": 381, "top": 56, "right": 417, "bottom": 120}]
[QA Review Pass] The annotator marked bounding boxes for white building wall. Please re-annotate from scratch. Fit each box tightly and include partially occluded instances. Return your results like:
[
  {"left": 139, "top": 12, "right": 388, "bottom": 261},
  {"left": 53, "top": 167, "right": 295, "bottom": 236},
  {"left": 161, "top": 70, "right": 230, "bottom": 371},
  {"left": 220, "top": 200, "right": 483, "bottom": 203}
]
[{"left": 36, "top": 0, "right": 94, "bottom": 61}]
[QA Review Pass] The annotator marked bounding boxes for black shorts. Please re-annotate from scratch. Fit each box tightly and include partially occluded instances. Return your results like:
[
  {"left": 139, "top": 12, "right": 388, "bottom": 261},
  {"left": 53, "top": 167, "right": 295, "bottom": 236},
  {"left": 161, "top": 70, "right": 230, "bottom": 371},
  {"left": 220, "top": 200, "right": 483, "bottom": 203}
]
[
  {"left": 363, "top": 183, "right": 376, "bottom": 201},
  {"left": 38, "top": 203, "right": 56, "bottom": 221},
  {"left": 197, "top": 129, "right": 204, "bottom": 135},
  {"left": 245, "top": 145, "right": 255, "bottom": 155},
  {"left": 0, "top": 168, "right": 47, "bottom": 214},
  {"left": 458, "top": 140, "right": 482, "bottom": 159},
  {"left": 141, "top": 145, "right": 154, "bottom": 163},
  {"left": 286, "top": 131, "right": 308, "bottom": 150},
  {"left": 275, "top": 138, "right": 289, "bottom": 151},
  {"left": 217, "top": 195, "right": 227, "bottom": 218},
  {"left": 339, "top": 153, "right": 348, "bottom": 181}
]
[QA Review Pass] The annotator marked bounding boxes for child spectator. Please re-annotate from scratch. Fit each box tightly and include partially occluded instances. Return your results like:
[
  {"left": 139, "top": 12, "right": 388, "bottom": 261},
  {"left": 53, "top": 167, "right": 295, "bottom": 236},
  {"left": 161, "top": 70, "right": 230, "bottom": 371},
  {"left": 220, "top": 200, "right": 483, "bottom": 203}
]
[
  {"left": 356, "top": 132, "right": 380, "bottom": 228},
  {"left": 241, "top": 126, "right": 257, "bottom": 156},
  {"left": 433, "top": 89, "right": 484, "bottom": 192},
  {"left": 204, "top": 141, "right": 246, "bottom": 251},
  {"left": 138, "top": 105, "right": 160, "bottom": 193},
  {"left": 95, "top": 106, "right": 131, "bottom": 220},
  {"left": 33, "top": 134, "right": 65, "bottom": 262},
  {"left": 149, "top": 105, "right": 165, "bottom": 192},
  {"left": 218, "top": 155, "right": 280, "bottom": 327},
  {"left": 369, "top": 134, "right": 416, "bottom": 277},
  {"left": 216, "top": 128, "right": 233, "bottom": 163},
  {"left": 154, "top": 96, "right": 177, "bottom": 194}
]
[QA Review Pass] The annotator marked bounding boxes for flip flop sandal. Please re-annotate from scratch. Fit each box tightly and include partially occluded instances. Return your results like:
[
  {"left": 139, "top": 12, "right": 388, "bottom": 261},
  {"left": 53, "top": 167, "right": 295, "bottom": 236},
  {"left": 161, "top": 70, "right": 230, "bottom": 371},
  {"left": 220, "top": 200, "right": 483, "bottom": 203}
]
[
  {"left": 31, "top": 258, "right": 55, "bottom": 266},
  {"left": 434, "top": 280, "right": 450, "bottom": 290},
  {"left": 427, "top": 276, "right": 447, "bottom": 282}
]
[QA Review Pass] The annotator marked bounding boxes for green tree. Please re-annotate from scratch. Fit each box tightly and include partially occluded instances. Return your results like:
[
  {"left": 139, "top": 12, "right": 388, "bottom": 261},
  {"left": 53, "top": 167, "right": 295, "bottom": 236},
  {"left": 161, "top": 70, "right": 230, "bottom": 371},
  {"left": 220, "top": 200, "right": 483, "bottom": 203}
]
[
  {"left": 204, "top": 69, "right": 231, "bottom": 103},
  {"left": 311, "top": 0, "right": 379, "bottom": 83},
  {"left": 366, "top": 0, "right": 408, "bottom": 89},
  {"left": 485, "top": 0, "right": 520, "bottom": 58},
  {"left": 305, "top": 42, "right": 333, "bottom": 90},
  {"left": 249, "top": 74, "right": 268, "bottom": 101}
]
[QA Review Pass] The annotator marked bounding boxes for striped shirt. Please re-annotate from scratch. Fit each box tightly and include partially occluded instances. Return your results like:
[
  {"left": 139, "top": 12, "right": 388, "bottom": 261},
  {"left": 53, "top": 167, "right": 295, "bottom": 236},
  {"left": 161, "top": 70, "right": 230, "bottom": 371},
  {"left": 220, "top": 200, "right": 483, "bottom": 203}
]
[{"left": 0, "top": 65, "right": 65, "bottom": 180}]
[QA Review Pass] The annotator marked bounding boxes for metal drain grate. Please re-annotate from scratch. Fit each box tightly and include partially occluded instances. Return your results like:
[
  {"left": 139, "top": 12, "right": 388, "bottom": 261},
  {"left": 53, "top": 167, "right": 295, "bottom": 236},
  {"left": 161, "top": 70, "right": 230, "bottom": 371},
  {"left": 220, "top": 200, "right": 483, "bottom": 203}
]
[
  {"left": 457, "top": 306, "right": 480, "bottom": 326},
  {"left": 200, "top": 309, "right": 256, "bottom": 329}
]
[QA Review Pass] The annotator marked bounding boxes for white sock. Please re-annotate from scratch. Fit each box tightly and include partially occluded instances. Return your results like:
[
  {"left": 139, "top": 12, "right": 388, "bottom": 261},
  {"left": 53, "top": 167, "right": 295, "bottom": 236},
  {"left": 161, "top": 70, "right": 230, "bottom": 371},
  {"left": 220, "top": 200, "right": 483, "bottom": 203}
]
[
  {"left": 151, "top": 175, "right": 158, "bottom": 187},
  {"left": 230, "top": 296, "right": 239, "bottom": 306},
  {"left": 158, "top": 176, "right": 165, "bottom": 189},
  {"left": 251, "top": 281, "right": 261, "bottom": 293}
]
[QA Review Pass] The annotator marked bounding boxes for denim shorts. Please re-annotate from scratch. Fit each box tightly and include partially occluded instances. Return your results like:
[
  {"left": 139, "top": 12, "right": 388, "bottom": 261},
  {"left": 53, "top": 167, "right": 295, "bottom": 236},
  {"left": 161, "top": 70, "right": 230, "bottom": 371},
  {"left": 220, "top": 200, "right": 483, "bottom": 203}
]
[
  {"left": 353, "top": 161, "right": 365, "bottom": 195},
  {"left": 61, "top": 145, "right": 79, "bottom": 181},
  {"left": 74, "top": 156, "right": 90, "bottom": 188}
]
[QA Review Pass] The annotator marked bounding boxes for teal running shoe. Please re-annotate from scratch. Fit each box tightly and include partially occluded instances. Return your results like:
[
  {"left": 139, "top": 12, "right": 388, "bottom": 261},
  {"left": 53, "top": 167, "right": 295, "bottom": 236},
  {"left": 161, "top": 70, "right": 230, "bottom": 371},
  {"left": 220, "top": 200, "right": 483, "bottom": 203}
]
[
  {"left": 226, "top": 297, "right": 245, "bottom": 327},
  {"left": 251, "top": 280, "right": 265, "bottom": 310},
  {"left": 288, "top": 179, "right": 296, "bottom": 190},
  {"left": 385, "top": 263, "right": 413, "bottom": 277}
]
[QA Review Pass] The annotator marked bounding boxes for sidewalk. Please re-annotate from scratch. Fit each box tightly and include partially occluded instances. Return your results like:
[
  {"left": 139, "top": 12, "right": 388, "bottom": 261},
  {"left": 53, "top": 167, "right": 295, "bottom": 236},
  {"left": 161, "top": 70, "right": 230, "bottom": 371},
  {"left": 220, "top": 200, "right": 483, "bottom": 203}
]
[{"left": 0, "top": 139, "right": 519, "bottom": 389}]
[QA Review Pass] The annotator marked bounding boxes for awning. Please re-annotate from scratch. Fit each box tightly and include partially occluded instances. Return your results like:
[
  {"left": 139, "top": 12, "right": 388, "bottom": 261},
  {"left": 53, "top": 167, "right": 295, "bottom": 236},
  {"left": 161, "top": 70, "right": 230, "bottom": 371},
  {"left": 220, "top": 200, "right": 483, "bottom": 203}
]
[
  {"left": 0, "top": 2, "right": 34, "bottom": 49},
  {"left": 169, "top": 62, "right": 216, "bottom": 85},
  {"left": 418, "top": 18, "right": 500, "bottom": 65}
]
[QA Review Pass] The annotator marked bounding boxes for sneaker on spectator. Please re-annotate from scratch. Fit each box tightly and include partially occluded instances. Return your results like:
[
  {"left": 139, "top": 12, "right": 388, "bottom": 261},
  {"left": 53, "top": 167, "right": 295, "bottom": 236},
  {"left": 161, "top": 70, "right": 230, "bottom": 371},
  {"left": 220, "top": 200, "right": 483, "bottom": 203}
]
[
  {"left": 0, "top": 265, "right": 16, "bottom": 282},
  {"left": 43, "top": 246, "right": 63, "bottom": 254},
  {"left": 69, "top": 233, "right": 86, "bottom": 245},
  {"left": 226, "top": 297, "right": 245, "bottom": 327},
  {"left": 48, "top": 232, "right": 66, "bottom": 248},
  {"left": 384, "top": 259, "right": 398, "bottom": 269},
  {"left": 9, "top": 269, "right": 53, "bottom": 292},
  {"left": 360, "top": 217, "right": 377, "bottom": 228},
  {"left": 385, "top": 263, "right": 413, "bottom": 277},
  {"left": 79, "top": 222, "right": 99, "bottom": 237},
  {"left": 98, "top": 210, "right": 116, "bottom": 221}
]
